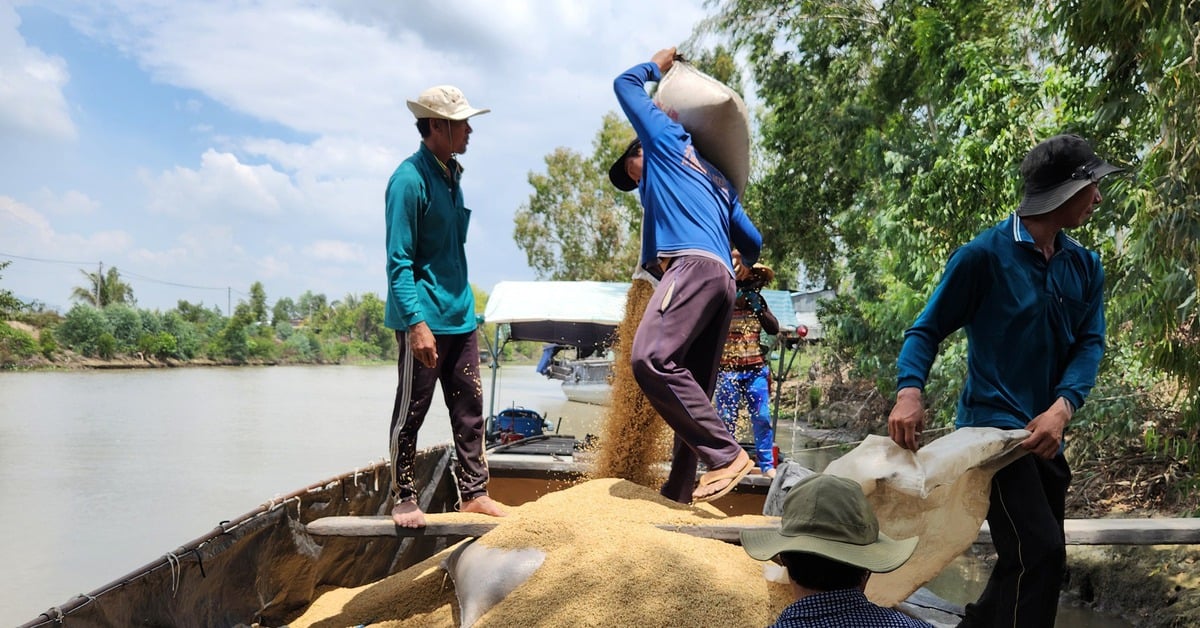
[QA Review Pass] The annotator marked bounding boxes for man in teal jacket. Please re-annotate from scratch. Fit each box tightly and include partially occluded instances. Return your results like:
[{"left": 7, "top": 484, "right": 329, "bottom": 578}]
[
  {"left": 888, "top": 134, "right": 1123, "bottom": 626},
  {"left": 384, "top": 85, "right": 505, "bottom": 528}
]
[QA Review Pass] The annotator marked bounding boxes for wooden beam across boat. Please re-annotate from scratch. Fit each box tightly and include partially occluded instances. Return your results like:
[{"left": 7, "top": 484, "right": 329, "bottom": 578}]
[
  {"left": 308, "top": 515, "right": 1200, "bottom": 545},
  {"left": 979, "top": 517, "right": 1200, "bottom": 546},
  {"left": 306, "top": 515, "right": 499, "bottom": 538}
]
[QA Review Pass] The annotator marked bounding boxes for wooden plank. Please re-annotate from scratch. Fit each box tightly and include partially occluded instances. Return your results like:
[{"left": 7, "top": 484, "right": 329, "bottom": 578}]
[
  {"left": 306, "top": 515, "right": 498, "bottom": 538},
  {"left": 978, "top": 518, "right": 1200, "bottom": 546},
  {"left": 308, "top": 515, "right": 1200, "bottom": 546}
]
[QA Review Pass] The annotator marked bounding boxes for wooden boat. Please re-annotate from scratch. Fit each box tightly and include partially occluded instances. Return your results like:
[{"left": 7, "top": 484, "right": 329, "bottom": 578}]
[
  {"left": 21, "top": 432, "right": 1200, "bottom": 627},
  {"left": 14, "top": 438, "right": 773, "bottom": 627}
]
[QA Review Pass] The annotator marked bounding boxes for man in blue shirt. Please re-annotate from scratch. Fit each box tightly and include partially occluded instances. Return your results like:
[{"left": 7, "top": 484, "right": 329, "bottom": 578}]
[
  {"left": 610, "top": 47, "right": 763, "bottom": 504},
  {"left": 887, "top": 134, "right": 1124, "bottom": 626},
  {"left": 741, "top": 474, "right": 931, "bottom": 627}
]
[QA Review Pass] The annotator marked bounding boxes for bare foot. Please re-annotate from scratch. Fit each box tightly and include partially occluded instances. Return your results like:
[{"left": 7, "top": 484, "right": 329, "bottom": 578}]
[
  {"left": 391, "top": 500, "right": 427, "bottom": 528},
  {"left": 461, "top": 495, "right": 508, "bottom": 518}
]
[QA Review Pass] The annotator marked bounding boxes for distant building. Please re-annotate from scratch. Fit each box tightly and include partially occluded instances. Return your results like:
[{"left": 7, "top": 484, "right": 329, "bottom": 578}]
[{"left": 790, "top": 289, "right": 835, "bottom": 341}]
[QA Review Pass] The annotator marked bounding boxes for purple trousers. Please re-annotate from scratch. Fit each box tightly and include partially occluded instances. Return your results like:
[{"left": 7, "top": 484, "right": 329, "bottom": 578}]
[{"left": 630, "top": 256, "right": 743, "bottom": 503}]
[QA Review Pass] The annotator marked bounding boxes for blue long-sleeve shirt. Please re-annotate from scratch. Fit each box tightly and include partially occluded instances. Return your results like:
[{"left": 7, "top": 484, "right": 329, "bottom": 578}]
[
  {"left": 896, "top": 214, "right": 1106, "bottom": 429},
  {"left": 614, "top": 62, "right": 761, "bottom": 277},
  {"left": 383, "top": 143, "right": 476, "bottom": 334}
]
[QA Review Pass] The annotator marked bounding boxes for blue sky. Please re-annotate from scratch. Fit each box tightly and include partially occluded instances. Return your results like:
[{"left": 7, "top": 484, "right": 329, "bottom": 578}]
[{"left": 0, "top": 0, "right": 707, "bottom": 313}]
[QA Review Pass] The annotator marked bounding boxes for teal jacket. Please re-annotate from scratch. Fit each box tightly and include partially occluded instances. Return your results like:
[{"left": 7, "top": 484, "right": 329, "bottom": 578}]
[
  {"left": 383, "top": 143, "right": 476, "bottom": 334},
  {"left": 896, "top": 214, "right": 1106, "bottom": 429}
]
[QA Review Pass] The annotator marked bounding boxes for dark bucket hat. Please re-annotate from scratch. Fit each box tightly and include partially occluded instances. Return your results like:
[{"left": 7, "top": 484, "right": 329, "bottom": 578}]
[
  {"left": 607, "top": 138, "right": 641, "bottom": 192},
  {"left": 1017, "top": 134, "right": 1125, "bottom": 217}
]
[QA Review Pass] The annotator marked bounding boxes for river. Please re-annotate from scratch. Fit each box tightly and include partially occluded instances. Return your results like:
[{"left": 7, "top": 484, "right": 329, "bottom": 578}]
[{"left": 0, "top": 365, "right": 1129, "bottom": 626}]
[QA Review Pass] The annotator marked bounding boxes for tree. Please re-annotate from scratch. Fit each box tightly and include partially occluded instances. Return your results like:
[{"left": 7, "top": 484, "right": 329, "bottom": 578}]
[
  {"left": 72, "top": 266, "right": 135, "bottom": 307},
  {"left": 0, "top": 260, "right": 26, "bottom": 318},
  {"left": 513, "top": 112, "right": 642, "bottom": 281},
  {"left": 248, "top": 282, "right": 268, "bottom": 325},
  {"left": 54, "top": 304, "right": 111, "bottom": 356},
  {"left": 1051, "top": 1, "right": 1200, "bottom": 430},
  {"left": 271, "top": 296, "right": 298, "bottom": 327}
]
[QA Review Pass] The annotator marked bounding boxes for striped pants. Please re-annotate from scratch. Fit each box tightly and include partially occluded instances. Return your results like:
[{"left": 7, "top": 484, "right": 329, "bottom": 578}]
[
  {"left": 959, "top": 453, "right": 1070, "bottom": 628},
  {"left": 388, "top": 329, "right": 488, "bottom": 505}
]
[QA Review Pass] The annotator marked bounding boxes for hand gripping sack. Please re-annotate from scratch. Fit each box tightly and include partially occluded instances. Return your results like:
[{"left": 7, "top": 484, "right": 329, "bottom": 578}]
[{"left": 653, "top": 61, "right": 752, "bottom": 196}]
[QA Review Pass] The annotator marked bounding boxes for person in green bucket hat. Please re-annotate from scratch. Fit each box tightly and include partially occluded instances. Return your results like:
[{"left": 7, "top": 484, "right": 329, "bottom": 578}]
[{"left": 741, "top": 474, "right": 931, "bottom": 627}]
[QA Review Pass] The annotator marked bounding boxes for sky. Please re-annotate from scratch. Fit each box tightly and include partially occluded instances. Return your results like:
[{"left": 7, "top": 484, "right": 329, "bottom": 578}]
[{"left": 0, "top": 0, "right": 710, "bottom": 314}]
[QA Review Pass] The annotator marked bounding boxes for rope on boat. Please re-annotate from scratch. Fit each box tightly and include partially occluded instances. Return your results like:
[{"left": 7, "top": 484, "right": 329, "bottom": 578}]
[{"left": 164, "top": 551, "right": 181, "bottom": 597}]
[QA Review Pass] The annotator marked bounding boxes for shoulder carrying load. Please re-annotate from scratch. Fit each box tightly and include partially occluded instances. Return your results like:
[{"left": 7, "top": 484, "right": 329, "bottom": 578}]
[{"left": 654, "top": 60, "right": 752, "bottom": 196}]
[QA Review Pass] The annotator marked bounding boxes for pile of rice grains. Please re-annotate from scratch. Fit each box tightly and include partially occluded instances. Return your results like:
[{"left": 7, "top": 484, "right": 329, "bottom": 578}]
[
  {"left": 289, "top": 280, "right": 787, "bottom": 626},
  {"left": 290, "top": 480, "right": 786, "bottom": 627}
]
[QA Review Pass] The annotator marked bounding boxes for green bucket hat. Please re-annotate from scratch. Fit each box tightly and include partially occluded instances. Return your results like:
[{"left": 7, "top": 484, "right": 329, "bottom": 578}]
[{"left": 740, "top": 474, "right": 918, "bottom": 573}]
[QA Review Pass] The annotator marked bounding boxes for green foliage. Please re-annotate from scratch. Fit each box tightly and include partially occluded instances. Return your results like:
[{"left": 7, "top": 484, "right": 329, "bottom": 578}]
[
  {"left": 55, "top": 304, "right": 111, "bottom": 356},
  {"left": 513, "top": 112, "right": 642, "bottom": 281},
  {"left": 807, "top": 385, "right": 821, "bottom": 410},
  {"left": 701, "top": 0, "right": 1190, "bottom": 442},
  {"left": 161, "top": 311, "right": 201, "bottom": 359},
  {"left": 103, "top": 304, "right": 143, "bottom": 353},
  {"left": 0, "top": 260, "right": 26, "bottom": 317},
  {"left": 72, "top": 266, "right": 135, "bottom": 307},
  {"left": 248, "top": 281, "right": 269, "bottom": 325},
  {"left": 271, "top": 297, "right": 298, "bottom": 327},
  {"left": 137, "top": 331, "right": 178, "bottom": 359},
  {"left": 38, "top": 330, "right": 57, "bottom": 358},
  {"left": 96, "top": 332, "right": 117, "bottom": 359},
  {"left": 1051, "top": 2, "right": 1200, "bottom": 432},
  {"left": 0, "top": 322, "right": 38, "bottom": 365},
  {"left": 282, "top": 331, "right": 318, "bottom": 361}
]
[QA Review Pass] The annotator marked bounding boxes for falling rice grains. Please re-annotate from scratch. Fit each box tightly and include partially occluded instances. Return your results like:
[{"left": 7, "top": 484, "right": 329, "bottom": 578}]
[{"left": 589, "top": 278, "right": 673, "bottom": 488}]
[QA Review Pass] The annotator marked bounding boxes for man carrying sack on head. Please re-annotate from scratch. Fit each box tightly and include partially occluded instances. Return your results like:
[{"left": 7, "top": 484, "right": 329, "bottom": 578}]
[{"left": 609, "top": 46, "right": 764, "bottom": 505}]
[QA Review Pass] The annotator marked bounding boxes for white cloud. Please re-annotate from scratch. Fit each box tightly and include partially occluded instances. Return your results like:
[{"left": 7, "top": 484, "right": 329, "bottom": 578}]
[
  {"left": 5, "top": 0, "right": 709, "bottom": 311},
  {"left": 32, "top": 188, "right": 100, "bottom": 216},
  {"left": 0, "top": 3, "right": 75, "bottom": 140},
  {"left": 305, "top": 239, "right": 367, "bottom": 264},
  {"left": 142, "top": 149, "right": 303, "bottom": 218}
]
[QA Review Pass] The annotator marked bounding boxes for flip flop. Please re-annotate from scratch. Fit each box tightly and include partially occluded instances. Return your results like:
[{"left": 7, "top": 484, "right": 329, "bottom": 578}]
[{"left": 692, "top": 451, "right": 754, "bottom": 504}]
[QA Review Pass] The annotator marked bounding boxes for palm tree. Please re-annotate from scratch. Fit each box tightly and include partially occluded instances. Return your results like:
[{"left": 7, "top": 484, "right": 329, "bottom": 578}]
[{"left": 72, "top": 266, "right": 135, "bottom": 307}]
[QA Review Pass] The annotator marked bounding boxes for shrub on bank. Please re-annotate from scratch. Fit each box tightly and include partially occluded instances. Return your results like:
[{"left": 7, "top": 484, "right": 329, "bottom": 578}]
[{"left": 0, "top": 322, "right": 38, "bottom": 366}]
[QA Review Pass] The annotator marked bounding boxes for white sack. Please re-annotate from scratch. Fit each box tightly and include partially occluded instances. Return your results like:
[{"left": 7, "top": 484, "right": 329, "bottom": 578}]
[
  {"left": 654, "top": 61, "right": 752, "bottom": 196},
  {"left": 824, "top": 427, "right": 1030, "bottom": 606}
]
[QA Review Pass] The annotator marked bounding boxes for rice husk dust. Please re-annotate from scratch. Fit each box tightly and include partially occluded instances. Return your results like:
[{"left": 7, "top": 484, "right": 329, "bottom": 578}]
[
  {"left": 288, "top": 479, "right": 788, "bottom": 627},
  {"left": 588, "top": 278, "right": 673, "bottom": 488}
]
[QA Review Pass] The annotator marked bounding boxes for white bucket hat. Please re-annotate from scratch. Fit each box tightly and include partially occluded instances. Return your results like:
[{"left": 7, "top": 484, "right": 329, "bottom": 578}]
[{"left": 406, "top": 85, "right": 490, "bottom": 121}]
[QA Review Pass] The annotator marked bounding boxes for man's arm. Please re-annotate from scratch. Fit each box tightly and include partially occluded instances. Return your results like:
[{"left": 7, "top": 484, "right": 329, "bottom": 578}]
[
  {"left": 1024, "top": 259, "right": 1107, "bottom": 458},
  {"left": 385, "top": 168, "right": 438, "bottom": 368},
  {"left": 889, "top": 246, "right": 987, "bottom": 450},
  {"left": 613, "top": 48, "right": 677, "bottom": 149},
  {"left": 729, "top": 197, "right": 762, "bottom": 267}
]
